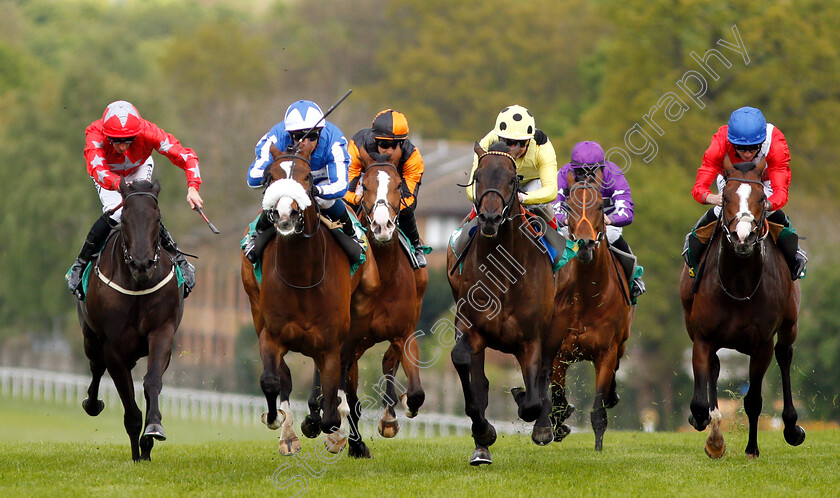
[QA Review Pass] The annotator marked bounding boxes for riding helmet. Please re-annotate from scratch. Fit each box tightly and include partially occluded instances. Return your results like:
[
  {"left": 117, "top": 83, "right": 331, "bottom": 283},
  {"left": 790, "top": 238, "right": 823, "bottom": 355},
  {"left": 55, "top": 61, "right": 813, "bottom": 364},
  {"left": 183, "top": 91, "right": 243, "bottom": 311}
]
[
  {"left": 102, "top": 101, "right": 143, "bottom": 138},
  {"left": 493, "top": 105, "right": 535, "bottom": 141},
  {"left": 727, "top": 106, "right": 767, "bottom": 145},
  {"left": 372, "top": 109, "right": 409, "bottom": 140}
]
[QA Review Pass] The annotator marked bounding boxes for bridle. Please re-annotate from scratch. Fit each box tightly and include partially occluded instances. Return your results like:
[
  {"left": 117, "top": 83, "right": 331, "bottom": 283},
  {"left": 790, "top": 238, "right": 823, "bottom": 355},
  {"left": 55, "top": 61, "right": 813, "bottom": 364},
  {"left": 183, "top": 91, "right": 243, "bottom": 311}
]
[
  {"left": 264, "top": 154, "right": 321, "bottom": 238},
  {"left": 360, "top": 162, "right": 402, "bottom": 229},
  {"left": 465, "top": 151, "right": 519, "bottom": 222},
  {"left": 119, "top": 191, "right": 162, "bottom": 268},
  {"left": 566, "top": 179, "right": 606, "bottom": 245},
  {"left": 717, "top": 176, "right": 769, "bottom": 301}
]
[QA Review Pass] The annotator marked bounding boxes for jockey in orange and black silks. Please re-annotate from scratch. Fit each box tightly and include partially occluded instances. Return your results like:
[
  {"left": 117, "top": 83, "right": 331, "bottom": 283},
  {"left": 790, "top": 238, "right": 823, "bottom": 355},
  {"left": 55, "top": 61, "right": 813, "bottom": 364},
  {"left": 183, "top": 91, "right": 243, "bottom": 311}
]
[{"left": 66, "top": 100, "right": 203, "bottom": 300}]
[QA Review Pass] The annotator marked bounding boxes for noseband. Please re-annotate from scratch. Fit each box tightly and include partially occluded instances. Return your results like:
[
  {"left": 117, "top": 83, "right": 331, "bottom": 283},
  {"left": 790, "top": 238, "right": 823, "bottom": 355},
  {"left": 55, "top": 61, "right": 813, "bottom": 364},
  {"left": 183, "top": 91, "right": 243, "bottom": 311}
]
[
  {"left": 265, "top": 154, "right": 319, "bottom": 237},
  {"left": 720, "top": 177, "right": 768, "bottom": 246}
]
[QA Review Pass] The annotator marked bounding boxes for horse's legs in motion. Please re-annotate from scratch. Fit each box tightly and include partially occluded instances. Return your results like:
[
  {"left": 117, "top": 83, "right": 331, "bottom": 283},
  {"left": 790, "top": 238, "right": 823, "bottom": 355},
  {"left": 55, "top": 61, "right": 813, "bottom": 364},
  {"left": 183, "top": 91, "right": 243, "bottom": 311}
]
[
  {"left": 511, "top": 341, "right": 544, "bottom": 423},
  {"left": 301, "top": 368, "right": 322, "bottom": 439},
  {"left": 591, "top": 345, "right": 619, "bottom": 451},
  {"left": 451, "top": 332, "right": 495, "bottom": 465},
  {"left": 776, "top": 322, "right": 806, "bottom": 447},
  {"left": 549, "top": 356, "right": 575, "bottom": 442},
  {"left": 528, "top": 351, "right": 554, "bottom": 446},
  {"left": 258, "top": 329, "right": 288, "bottom": 431},
  {"left": 704, "top": 350, "right": 726, "bottom": 459},
  {"left": 319, "top": 350, "right": 348, "bottom": 450},
  {"left": 275, "top": 357, "right": 301, "bottom": 455},
  {"left": 81, "top": 325, "right": 106, "bottom": 417},
  {"left": 345, "top": 360, "right": 370, "bottom": 459},
  {"left": 105, "top": 352, "right": 143, "bottom": 461},
  {"left": 378, "top": 345, "right": 401, "bottom": 437},
  {"left": 140, "top": 325, "right": 176, "bottom": 457},
  {"left": 689, "top": 340, "right": 712, "bottom": 431},
  {"left": 743, "top": 344, "right": 773, "bottom": 458},
  {"left": 396, "top": 336, "right": 425, "bottom": 418}
]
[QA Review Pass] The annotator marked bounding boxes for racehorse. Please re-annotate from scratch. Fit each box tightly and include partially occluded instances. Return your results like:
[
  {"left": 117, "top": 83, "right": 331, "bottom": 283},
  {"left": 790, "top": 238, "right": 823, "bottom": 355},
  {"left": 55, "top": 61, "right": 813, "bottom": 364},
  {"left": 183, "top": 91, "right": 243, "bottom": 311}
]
[
  {"left": 547, "top": 167, "right": 633, "bottom": 451},
  {"left": 241, "top": 144, "right": 377, "bottom": 456},
  {"left": 77, "top": 179, "right": 184, "bottom": 461},
  {"left": 298, "top": 154, "right": 426, "bottom": 458},
  {"left": 680, "top": 156, "right": 805, "bottom": 458},
  {"left": 447, "top": 142, "right": 556, "bottom": 465}
]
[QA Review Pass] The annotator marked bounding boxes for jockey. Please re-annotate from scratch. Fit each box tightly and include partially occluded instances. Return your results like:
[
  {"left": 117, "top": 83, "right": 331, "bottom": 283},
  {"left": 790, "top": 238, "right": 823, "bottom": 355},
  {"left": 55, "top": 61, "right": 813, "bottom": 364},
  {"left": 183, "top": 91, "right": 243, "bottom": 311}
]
[
  {"left": 344, "top": 109, "right": 427, "bottom": 268},
  {"left": 67, "top": 100, "right": 202, "bottom": 300},
  {"left": 465, "top": 105, "right": 560, "bottom": 236},
  {"left": 243, "top": 99, "right": 358, "bottom": 263},
  {"left": 683, "top": 106, "right": 807, "bottom": 280},
  {"left": 553, "top": 141, "right": 646, "bottom": 298}
]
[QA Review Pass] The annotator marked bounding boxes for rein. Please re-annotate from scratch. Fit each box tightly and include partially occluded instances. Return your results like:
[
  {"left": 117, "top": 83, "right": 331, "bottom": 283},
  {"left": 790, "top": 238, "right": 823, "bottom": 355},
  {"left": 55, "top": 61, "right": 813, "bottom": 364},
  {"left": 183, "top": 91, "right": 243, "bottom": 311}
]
[
  {"left": 272, "top": 225, "right": 327, "bottom": 289},
  {"left": 469, "top": 151, "right": 520, "bottom": 223}
]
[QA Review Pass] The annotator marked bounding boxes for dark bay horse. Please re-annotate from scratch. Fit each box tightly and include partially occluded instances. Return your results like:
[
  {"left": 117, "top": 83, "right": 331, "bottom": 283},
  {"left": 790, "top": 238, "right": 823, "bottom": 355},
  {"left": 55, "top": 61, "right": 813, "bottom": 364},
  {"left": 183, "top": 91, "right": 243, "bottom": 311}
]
[
  {"left": 447, "top": 142, "right": 556, "bottom": 465},
  {"left": 548, "top": 167, "right": 633, "bottom": 451},
  {"left": 680, "top": 156, "right": 804, "bottom": 459},
  {"left": 77, "top": 179, "right": 184, "bottom": 461},
  {"left": 241, "top": 145, "right": 378, "bottom": 456},
  {"left": 350, "top": 156, "right": 428, "bottom": 440}
]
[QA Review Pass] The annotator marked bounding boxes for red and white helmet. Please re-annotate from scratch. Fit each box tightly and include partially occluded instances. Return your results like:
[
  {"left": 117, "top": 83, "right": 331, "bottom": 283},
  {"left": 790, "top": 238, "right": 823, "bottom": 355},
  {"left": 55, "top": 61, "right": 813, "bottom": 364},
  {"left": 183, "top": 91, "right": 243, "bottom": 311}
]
[{"left": 102, "top": 100, "right": 143, "bottom": 137}]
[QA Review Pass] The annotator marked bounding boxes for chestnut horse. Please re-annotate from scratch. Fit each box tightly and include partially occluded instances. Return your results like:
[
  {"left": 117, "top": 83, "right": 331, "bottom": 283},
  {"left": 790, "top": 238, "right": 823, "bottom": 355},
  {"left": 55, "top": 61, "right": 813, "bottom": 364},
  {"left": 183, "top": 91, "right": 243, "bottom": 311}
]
[
  {"left": 548, "top": 167, "right": 633, "bottom": 451},
  {"left": 241, "top": 145, "right": 377, "bottom": 456},
  {"left": 447, "top": 142, "right": 556, "bottom": 465},
  {"left": 680, "top": 156, "right": 804, "bottom": 459},
  {"left": 77, "top": 179, "right": 184, "bottom": 461}
]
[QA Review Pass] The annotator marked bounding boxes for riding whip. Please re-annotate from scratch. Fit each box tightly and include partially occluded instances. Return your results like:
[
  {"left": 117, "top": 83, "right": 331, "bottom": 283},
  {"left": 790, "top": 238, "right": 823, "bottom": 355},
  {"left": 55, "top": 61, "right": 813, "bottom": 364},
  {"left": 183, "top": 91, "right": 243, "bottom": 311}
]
[{"left": 194, "top": 206, "right": 220, "bottom": 234}]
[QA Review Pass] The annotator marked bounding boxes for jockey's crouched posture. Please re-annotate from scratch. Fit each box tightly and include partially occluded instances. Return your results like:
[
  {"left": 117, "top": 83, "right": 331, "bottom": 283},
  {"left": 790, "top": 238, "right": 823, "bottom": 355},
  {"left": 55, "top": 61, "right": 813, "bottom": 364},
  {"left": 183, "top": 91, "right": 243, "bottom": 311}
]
[
  {"left": 344, "top": 109, "right": 428, "bottom": 268},
  {"left": 683, "top": 106, "right": 807, "bottom": 280},
  {"left": 66, "top": 100, "right": 202, "bottom": 300},
  {"left": 553, "top": 141, "right": 646, "bottom": 298},
  {"left": 243, "top": 99, "right": 362, "bottom": 264}
]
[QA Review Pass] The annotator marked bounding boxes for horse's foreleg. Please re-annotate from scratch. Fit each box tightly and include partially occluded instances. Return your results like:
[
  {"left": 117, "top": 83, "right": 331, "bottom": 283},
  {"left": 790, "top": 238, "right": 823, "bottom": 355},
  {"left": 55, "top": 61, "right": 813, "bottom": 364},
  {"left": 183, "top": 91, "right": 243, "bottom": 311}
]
[
  {"left": 689, "top": 340, "right": 712, "bottom": 431},
  {"left": 300, "top": 367, "right": 322, "bottom": 439},
  {"left": 105, "top": 353, "right": 142, "bottom": 461},
  {"left": 258, "top": 330, "right": 288, "bottom": 431},
  {"left": 378, "top": 345, "right": 400, "bottom": 437},
  {"left": 319, "top": 351, "right": 346, "bottom": 447},
  {"left": 513, "top": 341, "right": 543, "bottom": 423},
  {"left": 744, "top": 345, "right": 773, "bottom": 458},
  {"left": 82, "top": 327, "right": 106, "bottom": 417},
  {"left": 345, "top": 361, "right": 370, "bottom": 459},
  {"left": 591, "top": 346, "right": 619, "bottom": 451},
  {"left": 397, "top": 336, "right": 425, "bottom": 418},
  {"left": 550, "top": 355, "right": 575, "bottom": 441},
  {"left": 775, "top": 326, "right": 806, "bottom": 447},
  {"left": 529, "top": 351, "right": 555, "bottom": 446},
  {"left": 451, "top": 331, "right": 494, "bottom": 465},
  {"left": 141, "top": 325, "right": 175, "bottom": 450}
]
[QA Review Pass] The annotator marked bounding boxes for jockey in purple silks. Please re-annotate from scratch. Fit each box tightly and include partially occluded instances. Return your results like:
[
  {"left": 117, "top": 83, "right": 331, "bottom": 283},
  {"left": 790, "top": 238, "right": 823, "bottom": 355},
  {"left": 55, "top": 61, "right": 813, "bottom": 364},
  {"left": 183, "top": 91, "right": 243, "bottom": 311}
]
[{"left": 552, "top": 141, "right": 645, "bottom": 298}]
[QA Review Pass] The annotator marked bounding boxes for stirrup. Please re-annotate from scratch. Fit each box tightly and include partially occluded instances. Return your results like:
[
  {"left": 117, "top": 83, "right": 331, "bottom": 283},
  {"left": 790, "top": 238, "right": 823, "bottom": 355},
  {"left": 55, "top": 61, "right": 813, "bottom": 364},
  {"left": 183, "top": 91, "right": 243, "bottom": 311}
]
[
  {"left": 243, "top": 233, "right": 259, "bottom": 263},
  {"left": 414, "top": 249, "right": 427, "bottom": 268}
]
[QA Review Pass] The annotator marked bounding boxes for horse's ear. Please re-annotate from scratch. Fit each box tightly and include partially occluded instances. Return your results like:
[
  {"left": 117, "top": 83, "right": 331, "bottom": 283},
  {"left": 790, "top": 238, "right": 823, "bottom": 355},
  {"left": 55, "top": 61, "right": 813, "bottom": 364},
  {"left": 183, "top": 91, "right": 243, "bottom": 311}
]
[
  {"left": 755, "top": 156, "right": 767, "bottom": 177},
  {"left": 152, "top": 179, "right": 161, "bottom": 196},
  {"left": 474, "top": 141, "right": 485, "bottom": 157},
  {"left": 722, "top": 153, "right": 734, "bottom": 173},
  {"left": 269, "top": 143, "right": 282, "bottom": 161},
  {"left": 359, "top": 145, "right": 375, "bottom": 167},
  {"left": 566, "top": 169, "right": 576, "bottom": 187},
  {"left": 119, "top": 176, "right": 129, "bottom": 196}
]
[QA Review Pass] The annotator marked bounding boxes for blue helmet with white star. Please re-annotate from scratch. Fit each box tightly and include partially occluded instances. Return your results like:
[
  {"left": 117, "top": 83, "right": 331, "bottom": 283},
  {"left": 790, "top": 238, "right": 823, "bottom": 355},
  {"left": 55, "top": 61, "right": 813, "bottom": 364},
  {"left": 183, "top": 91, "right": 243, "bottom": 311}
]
[
  {"left": 727, "top": 106, "right": 767, "bottom": 145},
  {"left": 284, "top": 100, "right": 325, "bottom": 132}
]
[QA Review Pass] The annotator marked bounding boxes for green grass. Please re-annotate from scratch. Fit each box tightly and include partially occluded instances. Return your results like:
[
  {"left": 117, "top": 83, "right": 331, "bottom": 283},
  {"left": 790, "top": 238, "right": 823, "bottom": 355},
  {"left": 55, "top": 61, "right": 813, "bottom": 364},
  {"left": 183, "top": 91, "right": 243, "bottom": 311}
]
[{"left": 1, "top": 396, "right": 839, "bottom": 497}]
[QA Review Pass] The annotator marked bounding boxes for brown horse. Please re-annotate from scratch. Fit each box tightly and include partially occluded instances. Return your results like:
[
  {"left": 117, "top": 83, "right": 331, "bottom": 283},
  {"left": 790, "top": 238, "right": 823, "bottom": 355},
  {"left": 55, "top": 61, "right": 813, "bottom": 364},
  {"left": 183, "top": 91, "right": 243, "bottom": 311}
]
[
  {"left": 548, "top": 167, "right": 633, "bottom": 451},
  {"left": 447, "top": 142, "right": 556, "bottom": 465},
  {"left": 77, "top": 179, "right": 184, "bottom": 461},
  {"left": 350, "top": 156, "right": 428, "bottom": 439},
  {"left": 680, "top": 156, "right": 804, "bottom": 458},
  {"left": 241, "top": 145, "right": 377, "bottom": 456}
]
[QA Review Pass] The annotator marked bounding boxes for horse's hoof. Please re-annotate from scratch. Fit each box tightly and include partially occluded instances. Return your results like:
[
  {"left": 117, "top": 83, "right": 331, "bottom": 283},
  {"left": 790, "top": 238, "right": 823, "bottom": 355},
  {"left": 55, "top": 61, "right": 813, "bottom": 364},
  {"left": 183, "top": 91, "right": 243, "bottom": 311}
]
[
  {"left": 531, "top": 425, "right": 554, "bottom": 446},
  {"left": 470, "top": 446, "right": 492, "bottom": 466},
  {"left": 553, "top": 423, "right": 572, "bottom": 442},
  {"left": 300, "top": 415, "right": 321, "bottom": 439},
  {"left": 143, "top": 423, "right": 167, "bottom": 441},
  {"left": 324, "top": 431, "right": 347, "bottom": 454},
  {"left": 704, "top": 440, "right": 726, "bottom": 459},
  {"left": 82, "top": 398, "right": 105, "bottom": 417},
  {"left": 261, "top": 410, "right": 286, "bottom": 430},
  {"left": 400, "top": 391, "right": 425, "bottom": 418},
  {"left": 378, "top": 419, "right": 400, "bottom": 438},
  {"left": 349, "top": 442, "right": 371, "bottom": 459},
  {"left": 278, "top": 436, "right": 301, "bottom": 455},
  {"left": 784, "top": 425, "right": 806, "bottom": 446}
]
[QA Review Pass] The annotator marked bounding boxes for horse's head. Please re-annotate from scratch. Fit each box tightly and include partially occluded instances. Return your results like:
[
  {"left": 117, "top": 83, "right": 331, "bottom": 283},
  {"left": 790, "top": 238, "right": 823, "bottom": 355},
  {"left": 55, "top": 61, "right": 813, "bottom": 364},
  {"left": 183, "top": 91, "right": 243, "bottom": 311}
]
[
  {"left": 564, "top": 167, "right": 606, "bottom": 264},
  {"left": 721, "top": 155, "right": 768, "bottom": 256},
  {"left": 262, "top": 143, "right": 315, "bottom": 236},
  {"left": 118, "top": 178, "right": 162, "bottom": 284},
  {"left": 361, "top": 152, "right": 402, "bottom": 243},
  {"left": 472, "top": 141, "right": 519, "bottom": 238}
]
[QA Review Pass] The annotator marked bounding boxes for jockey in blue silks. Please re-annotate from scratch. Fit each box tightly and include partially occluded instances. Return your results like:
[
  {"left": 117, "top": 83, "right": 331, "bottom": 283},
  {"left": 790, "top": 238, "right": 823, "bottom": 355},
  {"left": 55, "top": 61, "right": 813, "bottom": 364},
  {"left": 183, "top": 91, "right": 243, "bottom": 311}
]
[
  {"left": 243, "top": 99, "right": 359, "bottom": 263},
  {"left": 553, "top": 141, "right": 646, "bottom": 298}
]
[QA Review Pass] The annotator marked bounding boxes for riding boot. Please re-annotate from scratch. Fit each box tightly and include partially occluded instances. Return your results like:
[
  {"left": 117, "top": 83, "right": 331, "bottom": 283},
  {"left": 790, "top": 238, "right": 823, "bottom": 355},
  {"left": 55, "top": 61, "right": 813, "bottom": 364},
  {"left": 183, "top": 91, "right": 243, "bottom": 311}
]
[
  {"left": 611, "top": 236, "right": 645, "bottom": 298},
  {"left": 331, "top": 208, "right": 364, "bottom": 265},
  {"left": 682, "top": 207, "right": 719, "bottom": 276},
  {"left": 777, "top": 232, "right": 808, "bottom": 280},
  {"left": 67, "top": 213, "right": 115, "bottom": 300},
  {"left": 243, "top": 211, "right": 276, "bottom": 264},
  {"left": 160, "top": 223, "right": 195, "bottom": 298},
  {"left": 398, "top": 208, "right": 427, "bottom": 268},
  {"left": 527, "top": 203, "right": 566, "bottom": 255}
]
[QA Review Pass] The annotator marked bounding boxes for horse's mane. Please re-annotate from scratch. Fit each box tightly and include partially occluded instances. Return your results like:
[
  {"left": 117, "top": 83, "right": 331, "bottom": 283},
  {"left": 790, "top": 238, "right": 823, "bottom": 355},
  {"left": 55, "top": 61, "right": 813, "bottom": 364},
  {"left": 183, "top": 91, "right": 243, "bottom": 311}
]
[
  {"left": 488, "top": 141, "right": 510, "bottom": 153},
  {"left": 733, "top": 162, "right": 757, "bottom": 174},
  {"left": 369, "top": 152, "right": 391, "bottom": 164}
]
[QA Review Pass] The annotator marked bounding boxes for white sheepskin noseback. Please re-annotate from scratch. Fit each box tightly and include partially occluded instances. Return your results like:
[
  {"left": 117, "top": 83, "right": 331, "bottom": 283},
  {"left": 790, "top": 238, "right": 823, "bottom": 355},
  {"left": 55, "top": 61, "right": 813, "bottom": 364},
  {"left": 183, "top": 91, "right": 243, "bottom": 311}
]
[{"left": 262, "top": 179, "right": 312, "bottom": 211}]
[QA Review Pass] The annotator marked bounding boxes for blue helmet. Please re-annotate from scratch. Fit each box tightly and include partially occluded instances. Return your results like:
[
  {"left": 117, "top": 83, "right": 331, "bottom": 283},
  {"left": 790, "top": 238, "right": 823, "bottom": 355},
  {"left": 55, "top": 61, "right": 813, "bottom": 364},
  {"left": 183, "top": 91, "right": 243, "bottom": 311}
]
[
  {"left": 284, "top": 100, "right": 325, "bottom": 132},
  {"left": 727, "top": 106, "right": 767, "bottom": 145}
]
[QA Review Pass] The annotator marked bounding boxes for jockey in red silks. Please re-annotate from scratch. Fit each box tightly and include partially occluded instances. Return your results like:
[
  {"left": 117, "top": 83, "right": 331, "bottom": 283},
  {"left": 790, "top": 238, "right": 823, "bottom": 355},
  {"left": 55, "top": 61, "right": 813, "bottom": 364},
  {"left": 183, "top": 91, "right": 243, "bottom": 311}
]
[
  {"left": 553, "top": 141, "right": 645, "bottom": 298},
  {"left": 683, "top": 106, "right": 807, "bottom": 280},
  {"left": 66, "top": 100, "right": 203, "bottom": 300}
]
